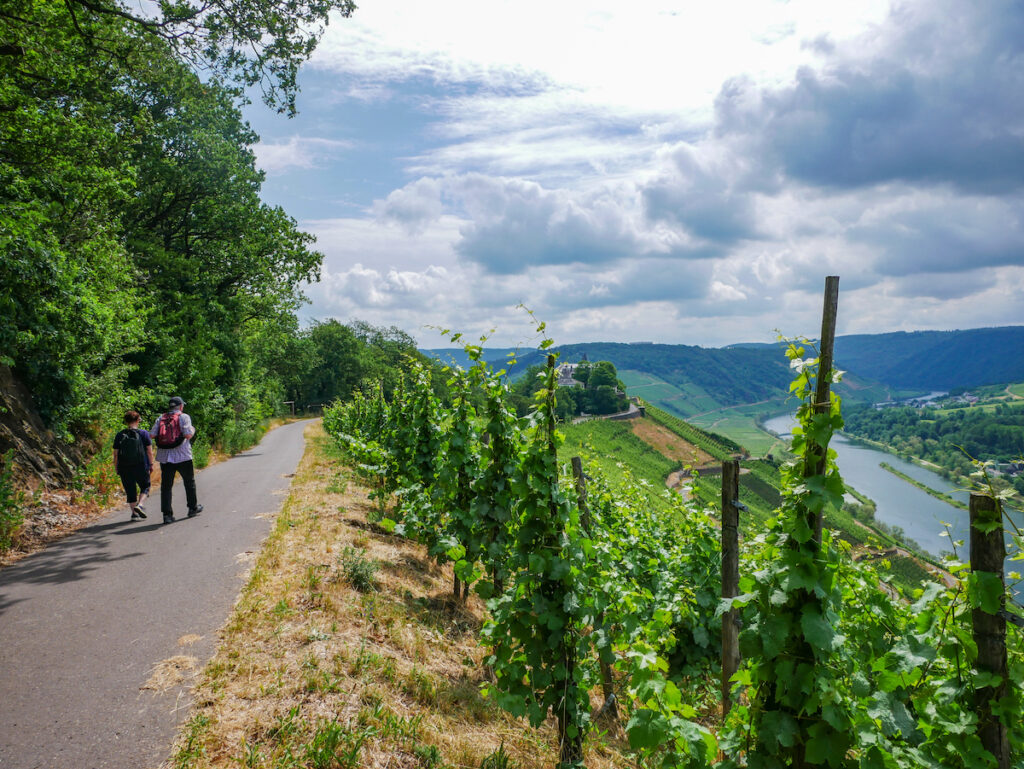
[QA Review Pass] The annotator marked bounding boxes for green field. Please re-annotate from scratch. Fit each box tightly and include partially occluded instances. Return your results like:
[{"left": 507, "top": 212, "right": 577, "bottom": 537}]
[
  {"left": 1009, "top": 382, "right": 1024, "bottom": 397},
  {"left": 658, "top": 398, "right": 698, "bottom": 418},
  {"left": 693, "top": 415, "right": 781, "bottom": 456},
  {"left": 620, "top": 370, "right": 697, "bottom": 409},
  {"left": 559, "top": 419, "right": 679, "bottom": 495},
  {"left": 620, "top": 369, "right": 725, "bottom": 418},
  {"left": 618, "top": 370, "right": 664, "bottom": 388},
  {"left": 622, "top": 363, "right": 795, "bottom": 454},
  {"left": 629, "top": 383, "right": 688, "bottom": 401},
  {"left": 686, "top": 399, "right": 791, "bottom": 457},
  {"left": 675, "top": 383, "right": 721, "bottom": 413}
]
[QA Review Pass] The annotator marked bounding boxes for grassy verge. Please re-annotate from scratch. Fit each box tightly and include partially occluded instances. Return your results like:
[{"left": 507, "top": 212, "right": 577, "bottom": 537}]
[
  {"left": 879, "top": 462, "right": 969, "bottom": 511},
  {"left": 166, "top": 421, "right": 632, "bottom": 769}
]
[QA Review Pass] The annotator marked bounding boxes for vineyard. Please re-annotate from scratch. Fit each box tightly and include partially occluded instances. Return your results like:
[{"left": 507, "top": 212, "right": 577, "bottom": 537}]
[{"left": 323, "top": 310, "right": 1023, "bottom": 768}]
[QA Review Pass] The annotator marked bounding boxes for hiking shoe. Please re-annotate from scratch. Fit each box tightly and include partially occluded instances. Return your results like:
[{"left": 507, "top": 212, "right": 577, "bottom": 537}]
[
  {"left": 187, "top": 504, "right": 204, "bottom": 518},
  {"left": 135, "top": 505, "right": 147, "bottom": 519},
  {"left": 163, "top": 514, "right": 175, "bottom": 524}
]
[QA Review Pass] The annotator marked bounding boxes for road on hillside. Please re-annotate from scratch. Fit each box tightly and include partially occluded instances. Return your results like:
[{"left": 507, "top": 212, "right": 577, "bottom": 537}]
[{"left": 0, "top": 419, "right": 311, "bottom": 769}]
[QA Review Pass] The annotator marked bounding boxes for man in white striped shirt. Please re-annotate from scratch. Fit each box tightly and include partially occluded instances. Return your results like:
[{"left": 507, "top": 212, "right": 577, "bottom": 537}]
[{"left": 150, "top": 396, "right": 203, "bottom": 524}]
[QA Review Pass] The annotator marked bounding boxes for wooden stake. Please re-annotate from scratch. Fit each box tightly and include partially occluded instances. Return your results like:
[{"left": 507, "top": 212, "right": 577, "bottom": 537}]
[
  {"left": 572, "top": 456, "right": 618, "bottom": 722},
  {"left": 970, "top": 492, "right": 1010, "bottom": 769},
  {"left": 809, "top": 275, "right": 839, "bottom": 548},
  {"left": 550, "top": 358, "right": 583, "bottom": 765},
  {"left": 721, "top": 459, "right": 741, "bottom": 719}
]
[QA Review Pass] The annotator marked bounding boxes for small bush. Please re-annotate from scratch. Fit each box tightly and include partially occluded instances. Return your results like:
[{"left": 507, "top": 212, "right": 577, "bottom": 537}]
[
  {"left": 326, "top": 470, "right": 348, "bottom": 494},
  {"left": 413, "top": 743, "right": 446, "bottom": 769},
  {"left": 304, "top": 720, "right": 367, "bottom": 769},
  {"left": 339, "top": 546, "right": 379, "bottom": 592},
  {"left": 480, "top": 744, "right": 516, "bottom": 769}
]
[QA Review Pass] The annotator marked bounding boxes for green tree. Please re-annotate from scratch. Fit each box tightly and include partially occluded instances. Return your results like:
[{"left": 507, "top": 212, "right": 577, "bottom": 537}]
[
  {"left": 591, "top": 385, "right": 621, "bottom": 414},
  {"left": 574, "top": 361, "right": 591, "bottom": 385},
  {"left": 1, "top": 0, "right": 332, "bottom": 442},
  {"left": 588, "top": 361, "right": 618, "bottom": 389},
  {"left": 51, "top": 0, "right": 356, "bottom": 116},
  {"left": 301, "top": 321, "right": 365, "bottom": 406}
]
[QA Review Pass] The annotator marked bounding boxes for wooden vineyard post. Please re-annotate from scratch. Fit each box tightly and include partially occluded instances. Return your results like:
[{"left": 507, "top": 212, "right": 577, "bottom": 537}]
[
  {"left": 969, "top": 492, "right": 1010, "bottom": 769},
  {"left": 809, "top": 275, "right": 839, "bottom": 548},
  {"left": 571, "top": 456, "right": 618, "bottom": 722},
  {"left": 721, "top": 459, "right": 741, "bottom": 719}
]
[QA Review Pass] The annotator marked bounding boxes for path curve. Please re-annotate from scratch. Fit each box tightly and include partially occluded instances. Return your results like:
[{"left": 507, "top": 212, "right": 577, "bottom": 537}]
[{"left": 0, "top": 419, "right": 311, "bottom": 769}]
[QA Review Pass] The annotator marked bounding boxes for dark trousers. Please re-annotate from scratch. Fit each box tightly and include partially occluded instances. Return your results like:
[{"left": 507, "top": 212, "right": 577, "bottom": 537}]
[
  {"left": 160, "top": 460, "right": 198, "bottom": 515},
  {"left": 118, "top": 465, "right": 151, "bottom": 504}
]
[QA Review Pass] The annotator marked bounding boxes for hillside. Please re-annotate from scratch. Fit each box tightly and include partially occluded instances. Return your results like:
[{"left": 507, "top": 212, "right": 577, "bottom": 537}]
[
  {"left": 833, "top": 327, "right": 1024, "bottom": 389},
  {"left": 422, "top": 326, "right": 1024, "bottom": 437},
  {"left": 498, "top": 342, "right": 794, "bottom": 406},
  {"left": 427, "top": 340, "right": 892, "bottom": 431},
  {"left": 735, "top": 326, "right": 1024, "bottom": 391}
]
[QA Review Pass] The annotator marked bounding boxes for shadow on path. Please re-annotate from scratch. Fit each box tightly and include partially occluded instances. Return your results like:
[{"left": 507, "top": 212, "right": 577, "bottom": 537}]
[{"left": 0, "top": 518, "right": 145, "bottom": 611}]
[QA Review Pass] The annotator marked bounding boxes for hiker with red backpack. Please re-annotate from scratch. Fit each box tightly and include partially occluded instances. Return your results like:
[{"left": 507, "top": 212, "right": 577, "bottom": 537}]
[
  {"left": 150, "top": 396, "right": 203, "bottom": 524},
  {"left": 113, "top": 410, "right": 154, "bottom": 521}
]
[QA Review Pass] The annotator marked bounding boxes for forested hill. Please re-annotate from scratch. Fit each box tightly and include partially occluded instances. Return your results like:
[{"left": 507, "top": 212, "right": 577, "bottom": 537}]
[
  {"left": 423, "top": 325, "right": 1024, "bottom": 414},
  {"left": 731, "top": 326, "right": 1024, "bottom": 390},
  {"left": 831, "top": 327, "right": 1024, "bottom": 390},
  {"left": 488, "top": 343, "right": 795, "bottom": 406}
]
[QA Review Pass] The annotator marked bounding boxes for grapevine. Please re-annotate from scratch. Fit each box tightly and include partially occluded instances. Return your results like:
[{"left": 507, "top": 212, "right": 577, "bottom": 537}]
[{"left": 322, "top": 321, "right": 1024, "bottom": 769}]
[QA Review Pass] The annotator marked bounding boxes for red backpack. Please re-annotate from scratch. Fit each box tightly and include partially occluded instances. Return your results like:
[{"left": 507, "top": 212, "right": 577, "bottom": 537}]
[{"left": 155, "top": 412, "right": 185, "bottom": 448}]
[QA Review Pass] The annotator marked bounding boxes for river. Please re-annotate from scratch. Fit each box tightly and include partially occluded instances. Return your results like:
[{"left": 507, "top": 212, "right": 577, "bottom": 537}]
[{"left": 763, "top": 414, "right": 1022, "bottom": 597}]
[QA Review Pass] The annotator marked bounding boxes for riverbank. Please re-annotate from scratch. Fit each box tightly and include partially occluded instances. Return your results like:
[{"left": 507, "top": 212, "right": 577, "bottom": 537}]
[
  {"left": 879, "top": 462, "right": 969, "bottom": 512},
  {"left": 840, "top": 432, "right": 967, "bottom": 481}
]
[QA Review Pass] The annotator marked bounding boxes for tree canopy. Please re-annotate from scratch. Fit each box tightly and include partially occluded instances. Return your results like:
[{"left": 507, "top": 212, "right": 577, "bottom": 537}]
[
  {"left": 509, "top": 359, "right": 629, "bottom": 419},
  {"left": 0, "top": 0, "right": 358, "bottom": 448}
]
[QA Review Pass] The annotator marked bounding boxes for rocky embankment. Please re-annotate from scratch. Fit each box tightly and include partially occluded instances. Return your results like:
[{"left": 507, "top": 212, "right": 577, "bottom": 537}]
[
  {"left": 0, "top": 364, "right": 80, "bottom": 487},
  {"left": 0, "top": 365, "right": 97, "bottom": 564}
]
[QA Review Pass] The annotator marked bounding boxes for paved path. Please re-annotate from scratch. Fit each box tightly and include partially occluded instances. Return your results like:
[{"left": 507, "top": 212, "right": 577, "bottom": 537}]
[{"left": 0, "top": 420, "right": 311, "bottom": 769}]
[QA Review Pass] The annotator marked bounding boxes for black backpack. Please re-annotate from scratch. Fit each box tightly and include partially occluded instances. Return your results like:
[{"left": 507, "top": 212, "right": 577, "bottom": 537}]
[{"left": 118, "top": 429, "right": 146, "bottom": 468}]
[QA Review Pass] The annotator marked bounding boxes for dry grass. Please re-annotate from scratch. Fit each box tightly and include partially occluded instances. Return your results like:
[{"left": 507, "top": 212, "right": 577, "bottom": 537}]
[
  {"left": 165, "top": 422, "right": 634, "bottom": 769},
  {"left": 144, "top": 655, "right": 199, "bottom": 692}
]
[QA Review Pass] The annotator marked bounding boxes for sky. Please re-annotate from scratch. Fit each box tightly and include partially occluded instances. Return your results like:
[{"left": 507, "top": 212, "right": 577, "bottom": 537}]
[{"left": 245, "top": 0, "right": 1024, "bottom": 348}]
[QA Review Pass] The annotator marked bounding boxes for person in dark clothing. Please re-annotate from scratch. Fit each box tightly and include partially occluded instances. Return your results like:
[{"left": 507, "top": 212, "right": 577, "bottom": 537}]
[
  {"left": 149, "top": 396, "right": 203, "bottom": 524},
  {"left": 112, "top": 410, "right": 154, "bottom": 521}
]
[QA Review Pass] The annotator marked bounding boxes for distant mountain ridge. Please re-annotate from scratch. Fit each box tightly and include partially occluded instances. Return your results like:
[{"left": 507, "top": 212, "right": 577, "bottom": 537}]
[
  {"left": 423, "top": 326, "right": 1024, "bottom": 407},
  {"left": 501, "top": 342, "right": 794, "bottom": 406},
  {"left": 834, "top": 327, "right": 1024, "bottom": 390},
  {"left": 730, "top": 326, "right": 1024, "bottom": 391}
]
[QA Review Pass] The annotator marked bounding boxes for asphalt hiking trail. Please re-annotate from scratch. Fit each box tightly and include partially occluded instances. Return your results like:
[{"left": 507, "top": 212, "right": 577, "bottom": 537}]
[{"left": 0, "top": 419, "right": 312, "bottom": 769}]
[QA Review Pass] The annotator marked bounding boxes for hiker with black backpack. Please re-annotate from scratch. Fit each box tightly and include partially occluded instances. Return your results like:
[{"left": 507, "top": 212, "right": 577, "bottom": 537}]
[
  {"left": 150, "top": 396, "right": 203, "bottom": 524},
  {"left": 113, "top": 410, "right": 154, "bottom": 521}
]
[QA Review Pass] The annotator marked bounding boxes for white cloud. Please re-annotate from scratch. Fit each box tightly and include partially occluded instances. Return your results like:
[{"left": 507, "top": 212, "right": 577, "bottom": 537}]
[
  {"left": 254, "top": 136, "right": 353, "bottom": 173},
  {"left": 278, "top": 0, "right": 1024, "bottom": 345},
  {"left": 315, "top": 0, "right": 891, "bottom": 117},
  {"left": 303, "top": 215, "right": 463, "bottom": 273},
  {"left": 372, "top": 178, "right": 444, "bottom": 234}
]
